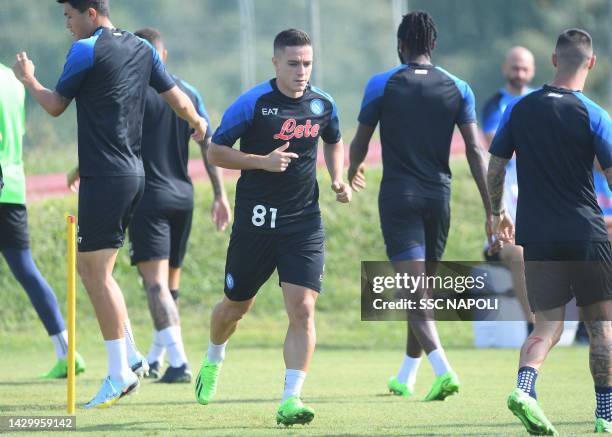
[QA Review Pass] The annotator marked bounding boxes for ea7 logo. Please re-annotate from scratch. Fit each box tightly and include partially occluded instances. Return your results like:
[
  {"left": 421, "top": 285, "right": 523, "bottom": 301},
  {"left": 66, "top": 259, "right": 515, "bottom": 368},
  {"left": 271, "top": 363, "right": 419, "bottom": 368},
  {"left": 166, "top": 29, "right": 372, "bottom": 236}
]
[{"left": 262, "top": 107, "right": 278, "bottom": 116}]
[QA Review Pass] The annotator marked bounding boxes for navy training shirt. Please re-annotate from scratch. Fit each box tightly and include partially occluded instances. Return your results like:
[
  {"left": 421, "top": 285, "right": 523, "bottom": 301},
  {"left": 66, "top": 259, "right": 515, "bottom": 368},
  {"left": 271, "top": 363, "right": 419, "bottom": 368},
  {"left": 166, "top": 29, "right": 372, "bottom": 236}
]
[
  {"left": 212, "top": 79, "right": 341, "bottom": 234},
  {"left": 489, "top": 85, "right": 612, "bottom": 244},
  {"left": 55, "top": 27, "right": 176, "bottom": 177},
  {"left": 481, "top": 87, "right": 533, "bottom": 135},
  {"left": 358, "top": 63, "right": 476, "bottom": 200},
  {"left": 138, "top": 76, "right": 212, "bottom": 211}
]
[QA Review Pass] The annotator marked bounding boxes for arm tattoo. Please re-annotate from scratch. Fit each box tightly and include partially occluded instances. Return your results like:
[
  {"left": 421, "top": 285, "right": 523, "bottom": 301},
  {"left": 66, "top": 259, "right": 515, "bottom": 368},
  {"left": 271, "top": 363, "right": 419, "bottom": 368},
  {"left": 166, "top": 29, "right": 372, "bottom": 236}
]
[
  {"left": 199, "top": 138, "right": 223, "bottom": 198},
  {"left": 487, "top": 155, "right": 509, "bottom": 215}
]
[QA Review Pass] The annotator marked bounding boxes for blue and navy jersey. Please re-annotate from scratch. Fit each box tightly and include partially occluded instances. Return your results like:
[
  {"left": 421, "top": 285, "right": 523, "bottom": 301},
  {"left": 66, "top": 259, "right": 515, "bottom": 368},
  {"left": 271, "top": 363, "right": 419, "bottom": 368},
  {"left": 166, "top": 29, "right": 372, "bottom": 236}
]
[
  {"left": 358, "top": 63, "right": 476, "bottom": 200},
  {"left": 138, "top": 76, "right": 211, "bottom": 211},
  {"left": 481, "top": 88, "right": 533, "bottom": 135},
  {"left": 55, "top": 27, "right": 176, "bottom": 177},
  {"left": 490, "top": 85, "right": 612, "bottom": 244},
  {"left": 212, "top": 79, "right": 340, "bottom": 233}
]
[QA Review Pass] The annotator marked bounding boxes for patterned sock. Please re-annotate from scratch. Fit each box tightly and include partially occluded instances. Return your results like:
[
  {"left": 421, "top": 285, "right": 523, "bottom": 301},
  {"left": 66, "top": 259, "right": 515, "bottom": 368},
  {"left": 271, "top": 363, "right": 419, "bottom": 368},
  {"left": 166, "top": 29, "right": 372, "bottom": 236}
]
[
  {"left": 595, "top": 386, "right": 612, "bottom": 421},
  {"left": 517, "top": 366, "right": 538, "bottom": 399}
]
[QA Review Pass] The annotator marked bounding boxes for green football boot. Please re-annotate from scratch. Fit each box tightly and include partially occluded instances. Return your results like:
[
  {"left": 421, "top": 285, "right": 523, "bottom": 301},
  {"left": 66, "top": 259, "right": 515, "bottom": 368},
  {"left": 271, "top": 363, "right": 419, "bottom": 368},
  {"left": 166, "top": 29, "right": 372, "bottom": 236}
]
[
  {"left": 387, "top": 376, "right": 412, "bottom": 397},
  {"left": 507, "top": 388, "right": 558, "bottom": 436},
  {"left": 424, "top": 370, "right": 460, "bottom": 401},
  {"left": 195, "top": 359, "right": 221, "bottom": 405},
  {"left": 595, "top": 417, "right": 612, "bottom": 433},
  {"left": 40, "top": 352, "right": 86, "bottom": 379},
  {"left": 276, "top": 396, "right": 315, "bottom": 426}
]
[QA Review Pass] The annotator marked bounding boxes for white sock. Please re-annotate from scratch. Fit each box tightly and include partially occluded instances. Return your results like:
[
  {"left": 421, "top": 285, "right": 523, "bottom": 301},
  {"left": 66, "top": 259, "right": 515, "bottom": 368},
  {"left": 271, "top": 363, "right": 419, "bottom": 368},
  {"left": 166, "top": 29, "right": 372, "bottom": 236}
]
[
  {"left": 158, "top": 326, "right": 188, "bottom": 367},
  {"left": 105, "top": 338, "right": 132, "bottom": 383},
  {"left": 147, "top": 330, "right": 165, "bottom": 365},
  {"left": 123, "top": 319, "right": 140, "bottom": 362},
  {"left": 427, "top": 349, "right": 451, "bottom": 377},
  {"left": 51, "top": 330, "right": 68, "bottom": 359},
  {"left": 207, "top": 340, "right": 227, "bottom": 364},
  {"left": 282, "top": 369, "right": 306, "bottom": 402},
  {"left": 396, "top": 355, "right": 422, "bottom": 388}
]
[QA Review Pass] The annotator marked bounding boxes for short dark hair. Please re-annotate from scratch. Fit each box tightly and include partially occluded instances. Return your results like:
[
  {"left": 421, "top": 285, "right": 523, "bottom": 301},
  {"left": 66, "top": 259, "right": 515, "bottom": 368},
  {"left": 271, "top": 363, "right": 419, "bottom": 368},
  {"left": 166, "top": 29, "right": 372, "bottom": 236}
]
[
  {"left": 57, "top": 0, "right": 110, "bottom": 17},
  {"left": 397, "top": 11, "right": 437, "bottom": 59},
  {"left": 555, "top": 28, "right": 593, "bottom": 69},
  {"left": 134, "top": 27, "right": 163, "bottom": 47},
  {"left": 273, "top": 29, "right": 311, "bottom": 54}
]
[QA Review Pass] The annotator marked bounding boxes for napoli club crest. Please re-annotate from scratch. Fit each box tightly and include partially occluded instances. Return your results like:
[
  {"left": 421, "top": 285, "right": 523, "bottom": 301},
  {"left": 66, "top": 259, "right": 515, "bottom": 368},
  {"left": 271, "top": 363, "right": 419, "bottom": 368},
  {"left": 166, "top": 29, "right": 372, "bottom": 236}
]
[
  {"left": 225, "top": 273, "right": 235, "bottom": 290},
  {"left": 310, "top": 99, "right": 325, "bottom": 116}
]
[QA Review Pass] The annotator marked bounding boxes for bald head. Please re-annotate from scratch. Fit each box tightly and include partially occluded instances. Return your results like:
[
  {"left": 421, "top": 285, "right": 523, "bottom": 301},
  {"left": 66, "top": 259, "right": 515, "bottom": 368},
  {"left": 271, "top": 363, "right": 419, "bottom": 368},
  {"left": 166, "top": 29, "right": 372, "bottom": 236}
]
[{"left": 502, "top": 46, "right": 535, "bottom": 94}]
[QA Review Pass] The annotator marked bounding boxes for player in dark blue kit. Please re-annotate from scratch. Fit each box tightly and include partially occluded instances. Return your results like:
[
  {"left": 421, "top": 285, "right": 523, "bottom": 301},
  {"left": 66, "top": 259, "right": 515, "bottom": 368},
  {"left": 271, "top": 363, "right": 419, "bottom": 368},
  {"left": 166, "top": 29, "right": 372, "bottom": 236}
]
[
  {"left": 128, "top": 27, "right": 230, "bottom": 383},
  {"left": 488, "top": 29, "right": 612, "bottom": 435},
  {"left": 348, "top": 11, "right": 494, "bottom": 401},
  {"left": 481, "top": 47, "right": 535, "bottom": 148},
  {"left": 193, "top": 29, "right": 351, "bottom": 426},
  {"left": 12, "top": 0, "right": 207, "bottom": 408}
]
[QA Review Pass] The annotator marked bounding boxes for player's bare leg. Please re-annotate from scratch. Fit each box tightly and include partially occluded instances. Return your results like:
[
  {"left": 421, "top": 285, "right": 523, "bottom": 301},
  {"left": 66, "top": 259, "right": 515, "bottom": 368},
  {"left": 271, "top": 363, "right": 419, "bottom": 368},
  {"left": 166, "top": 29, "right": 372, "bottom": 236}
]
[
  {"left": 138, "top": 260, "right": 189, "bottom": 382},
  {"left": 77, "top": 249, "right": 126, "bottom": 339},
  {"left": 276, "top": 283, "right": 317, "bottom": 425},
  {"left": 508, "top": 306, "right": 564, "bottom": 436},
  {"left": 519, "top": 308, "right": 565, "bottom": 370},
  {"left": 169, "top": 266, "right": 181, "bottom": 306},
  {"left": 282, "top": 283, "right": 317, "bottom": 371},
  {"left": 77, "top": 249, "right": 139, "bottom": 408},
  {"left": 195, "top": 296, "right": 255, "bottom": 405},
  {"left": 146, "top": 266, "right": 182, "bottom": 374},
  {"left": 581, "top": 301, "right": 612, "bottom": 432},
  {"left": 499, "top": 244, "right": 534, "bottom": 323},
  {"left": 210, "top": 296, "right": 255, "bottom": 345},
  {"left": 388, "top": 260, "right": 457, "bottom": 400}
]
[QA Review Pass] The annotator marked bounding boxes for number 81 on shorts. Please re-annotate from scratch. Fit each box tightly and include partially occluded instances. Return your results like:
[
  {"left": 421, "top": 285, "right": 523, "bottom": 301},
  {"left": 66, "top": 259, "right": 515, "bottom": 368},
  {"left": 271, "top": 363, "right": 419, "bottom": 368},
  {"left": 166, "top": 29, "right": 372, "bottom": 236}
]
[{"left": 252, "top": 204, "right": 278, "bottom": 228}]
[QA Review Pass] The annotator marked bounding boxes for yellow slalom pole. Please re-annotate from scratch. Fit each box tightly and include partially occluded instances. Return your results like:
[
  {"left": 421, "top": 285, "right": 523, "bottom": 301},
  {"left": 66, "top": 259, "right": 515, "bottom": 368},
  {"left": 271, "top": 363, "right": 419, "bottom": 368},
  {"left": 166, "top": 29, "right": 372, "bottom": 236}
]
[{"left": 66, "top": 215, "right": 76, "bottom": 415}]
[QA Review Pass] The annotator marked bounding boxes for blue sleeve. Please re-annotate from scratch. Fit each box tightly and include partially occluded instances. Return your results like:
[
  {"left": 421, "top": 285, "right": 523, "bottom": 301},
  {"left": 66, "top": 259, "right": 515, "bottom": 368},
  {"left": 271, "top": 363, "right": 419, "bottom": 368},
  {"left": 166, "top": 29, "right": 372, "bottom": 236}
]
[
  {"left": 576, "top": 95, "right": 612, "bottom": 170},
  {"left": 357, "top": 73, "right": 387, "bottom": 127},
  {"left": 181, "top": 81, "right": 212, "bottom": 138},
  {"left": 593, "top": 111, "right": 612, "bottom": 169},
  {"left": 323, "top": 100, "right": 341, "bottom": 144},
  {"left": 311, "top": 86, "right": 341, "bottom": 144},
  {"left": 489, "top": 99, "right": 519, "bottom": 159},
  {"left": 55, "top": 38, "right": 96, "bottom": 99},
  {"left": 481, "top": 95, "right": 502, "bottom": 134},
  {"left": 212, "top": 94, "right": 255, "bottom": 147},
  {"left": 140, "top": 40, "right": 175, "bottom": 93},
  {"left": 456, "top": 82, "right": 477, "bottom": 125},
  {"left": 433, "top": 67, "right": 476, "bottom": 125}
]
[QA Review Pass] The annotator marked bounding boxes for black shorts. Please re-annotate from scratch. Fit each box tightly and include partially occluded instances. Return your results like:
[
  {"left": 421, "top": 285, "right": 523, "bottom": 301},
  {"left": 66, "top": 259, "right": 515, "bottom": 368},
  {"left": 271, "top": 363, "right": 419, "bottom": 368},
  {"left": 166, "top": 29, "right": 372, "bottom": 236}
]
[
  {"left": 523, "top": 241, "right": 612, "bottom": 311},
  {"left": 379, "top": 194, "right": 450, "bottom": 261},
  {"left": 77, "top": 176, "right": 145, "bottom": 252},
  {"left": 129, "top": 207, "right": 193, "bottom": 268},
  {"left": 0, "top": 203, "right": 29, "bottom": 250},
  {"left": 223, "top": 225, "right": 325, "bottom": 301}
]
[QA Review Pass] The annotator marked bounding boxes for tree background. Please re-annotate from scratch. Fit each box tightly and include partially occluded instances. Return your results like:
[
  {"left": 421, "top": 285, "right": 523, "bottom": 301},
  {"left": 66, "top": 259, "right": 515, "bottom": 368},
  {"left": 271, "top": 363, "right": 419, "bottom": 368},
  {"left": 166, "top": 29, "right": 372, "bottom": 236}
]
[{"left": 0, "top": 0, "right": 610, "bottom": 172}]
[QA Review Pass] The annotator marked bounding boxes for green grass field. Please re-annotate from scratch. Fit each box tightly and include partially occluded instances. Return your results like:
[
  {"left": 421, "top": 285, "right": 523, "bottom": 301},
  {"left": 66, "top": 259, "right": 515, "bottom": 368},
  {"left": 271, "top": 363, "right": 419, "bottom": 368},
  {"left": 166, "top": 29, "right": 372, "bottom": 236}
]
[
  {"left": 0, "top": 160, "right": 598, "bottom": 435},
  {"left": 0, "top": 345, "right": 595, "bottom": 436}
]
